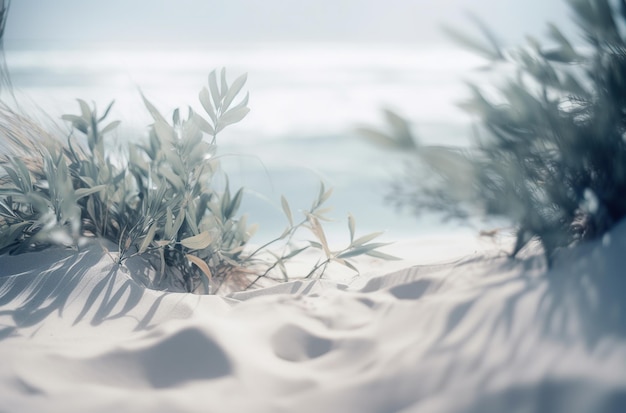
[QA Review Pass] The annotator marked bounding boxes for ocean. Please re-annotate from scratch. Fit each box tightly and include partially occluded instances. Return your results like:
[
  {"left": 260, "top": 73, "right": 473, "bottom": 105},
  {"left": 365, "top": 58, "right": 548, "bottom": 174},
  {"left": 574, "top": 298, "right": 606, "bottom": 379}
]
[{"left": 4, "top": 43, "right": 491, "bottom": 244}]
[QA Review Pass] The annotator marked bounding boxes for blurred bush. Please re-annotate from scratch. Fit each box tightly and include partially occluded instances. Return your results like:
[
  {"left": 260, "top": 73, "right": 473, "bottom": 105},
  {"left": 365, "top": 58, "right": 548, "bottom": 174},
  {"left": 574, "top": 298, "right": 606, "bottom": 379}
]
[{"left": 362, "top": 0, "right": 626, "bottom": 264}]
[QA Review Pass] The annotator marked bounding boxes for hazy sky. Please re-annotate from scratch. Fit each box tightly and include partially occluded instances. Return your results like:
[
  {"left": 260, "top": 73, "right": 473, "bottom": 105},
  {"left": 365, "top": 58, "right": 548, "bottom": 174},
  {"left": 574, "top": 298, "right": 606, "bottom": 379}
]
[{"left": 5, "top": 0, "right": 574, "bottom": 47}]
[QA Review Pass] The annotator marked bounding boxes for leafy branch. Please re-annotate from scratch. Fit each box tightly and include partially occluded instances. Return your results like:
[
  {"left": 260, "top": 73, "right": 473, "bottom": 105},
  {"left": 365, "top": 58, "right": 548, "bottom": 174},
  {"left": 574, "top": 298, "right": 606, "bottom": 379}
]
[{"left": 0, "top": 68, "right": 396, "bottom": 293}]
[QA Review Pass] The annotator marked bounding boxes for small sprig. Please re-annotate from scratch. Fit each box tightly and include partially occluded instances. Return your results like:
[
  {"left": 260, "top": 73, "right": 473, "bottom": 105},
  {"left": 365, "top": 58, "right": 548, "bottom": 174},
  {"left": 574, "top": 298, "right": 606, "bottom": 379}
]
[{"left": 198, "top": 68, "right": 250, "bottom": 143}]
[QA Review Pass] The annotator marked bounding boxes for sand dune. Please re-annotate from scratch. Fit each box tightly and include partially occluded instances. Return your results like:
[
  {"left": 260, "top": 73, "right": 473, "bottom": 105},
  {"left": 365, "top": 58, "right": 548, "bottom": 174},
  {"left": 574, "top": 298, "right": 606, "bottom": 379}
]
[{"left": 0, "top": 227, "right": 625, "bottom": 413}]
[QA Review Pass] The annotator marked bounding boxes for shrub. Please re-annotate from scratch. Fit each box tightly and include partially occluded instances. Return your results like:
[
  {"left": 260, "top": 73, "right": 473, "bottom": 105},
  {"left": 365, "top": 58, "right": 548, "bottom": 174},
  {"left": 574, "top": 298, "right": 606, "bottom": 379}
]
[
  {"left": 0, "top": 69, "right": 395, "bottom": 293},
  {"left": 362, "top": 0, "right": 626, "bottom": 265}
]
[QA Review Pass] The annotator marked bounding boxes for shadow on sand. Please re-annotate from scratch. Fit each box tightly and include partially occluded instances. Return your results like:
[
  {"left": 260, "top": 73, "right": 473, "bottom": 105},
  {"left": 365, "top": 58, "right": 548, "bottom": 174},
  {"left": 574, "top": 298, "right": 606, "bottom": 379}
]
[
  {"left": 0, "top": 243, "right": 171, "bottom": 338},
  {"left": 418, "top": 225, "right": 626, "bottom": 412}
]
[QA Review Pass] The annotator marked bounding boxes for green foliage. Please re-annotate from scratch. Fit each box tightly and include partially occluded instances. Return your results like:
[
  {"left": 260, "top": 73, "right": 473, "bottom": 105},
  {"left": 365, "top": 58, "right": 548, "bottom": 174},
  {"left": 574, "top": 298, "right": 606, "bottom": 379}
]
[
  {"left": 364, "top": 0, "right": 626, "bottom": 264},
  {"left": 0, "top": 69, "right": 392, "bottom": 293}
]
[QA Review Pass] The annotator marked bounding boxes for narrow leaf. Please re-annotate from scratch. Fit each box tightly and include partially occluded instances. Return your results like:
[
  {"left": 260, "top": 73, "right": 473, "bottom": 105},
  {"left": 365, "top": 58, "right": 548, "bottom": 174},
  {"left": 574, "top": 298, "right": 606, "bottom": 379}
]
[
  {"left": 172, "top": 207, "right": 185, "bottom": 236},
  {"left": 199, "top": 87, "right": 217, "bottom": 124},
  {"left": 541, "top": 48, "right": 578, "bottom": 63},
  {"left": 351, "top": 231, "right": 384, "bottom": 247},
  {"left": 138, "top": 222, "right": 157, "bottom": 254},
  {"left": 226, "top": 187, "right": 244, "bottom": 219},
  {"left": 74, "top": 185, "right": 106, "bottom": 200},
  {"left": 2, "top": 166, "right": 23, "bottom": 192},
  {"left": 308, "top": 215, "right": 331, "bottom": 258},
  {"left": 11, "top": 158, "right": 32, "bottom": 192},
  {"left": 0, "top": 199, "right": 16, "bottom": 218},
  {"left": 208, "top": 70, "right": 221, "bottom": 110},
  {"left": 385, "top": 110, "right": 415, "bottom": 147},
  {"left": 465, "top": 11, "right": 504, "bottom": 60},
  {"left": 216, "top": 106, "right": 250, "bottom": 132},
  {"left": 180, "top": 231, "right": 213, "bottom": 250},
  {"left": 186, "top": 254, "right": 213, "bottom": 283},
  {"left": 309, "top": 240, "right": 323, "bottom": 249},
  {"left": 154, "top": 120, "right": 175, "bottom": 144},
  {"left": 357, "top": 127, "right": 398, "bottom": 148},
  {"left": 231, "top": 91, "right": 250, "bottom": 112},
  {"left": 441, "top": 24, "right": 502, "bottom": 61},
  {"left": 77, "top": 99, "right": 91, "bottom": 120},
  {"left": 101, "top": 120, "right": 121, "bottom": 135},
  {"left": 348, "top": 213, "right": 356, "bottom": 242},
  {"left": 164, "top": 206, "right": 174, "bottom": 239},
  {"left": 222, "top": 73, "right": 248, "bottom": 112},
  {"left": 546, "top": 22, "right": 573, "bottom": 51},
  {"left": 284, "top": 245, "right": 309, "bottom": 260},
  {"left": 158, "top": 166, "right": 185, "bottom": 189},
  {"left": 98, "top": 100, "right": 115, "bottom": 122},
  {"left": 61, "top": 114, "right": 89, "bottom": 134},
  {"left": 220, "top": 68, "right": 228, "bottom": 98},
  {"left": 318, "top": 182, "right": 326, "bottom": 201},
  {"left": 366, "top": 250, "right": 402, "bottom": 261},
  {"left": 192, "top": 112, "right": 215, "bottom": 135},
  {"left": 281, "top": 195, "right": 293, "bottom": 226},
  {"left": 320, "top": 187, "right": 334, "bottom": 204},
  {"left": 342, "top": 260, "right": 360, "bottom": 273},
  {"left": 141, "top": 92, "right": 166, "bottom": 123},
  {"left": 337, "top": 245, "right": 382, "bottom": 259}
]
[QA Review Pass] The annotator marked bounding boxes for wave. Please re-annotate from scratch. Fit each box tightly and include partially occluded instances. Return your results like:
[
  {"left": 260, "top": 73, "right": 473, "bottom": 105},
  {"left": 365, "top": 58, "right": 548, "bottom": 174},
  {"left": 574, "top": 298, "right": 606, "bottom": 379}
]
[{"left": 5, "top": 43, "right": 483, "bottom": 140}]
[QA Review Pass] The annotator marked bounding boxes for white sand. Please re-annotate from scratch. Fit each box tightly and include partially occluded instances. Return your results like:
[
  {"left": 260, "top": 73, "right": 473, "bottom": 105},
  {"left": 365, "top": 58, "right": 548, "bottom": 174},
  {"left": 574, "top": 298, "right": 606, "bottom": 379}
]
[{"left": 0, "top": 226, "right": 625, "bottom": 413}]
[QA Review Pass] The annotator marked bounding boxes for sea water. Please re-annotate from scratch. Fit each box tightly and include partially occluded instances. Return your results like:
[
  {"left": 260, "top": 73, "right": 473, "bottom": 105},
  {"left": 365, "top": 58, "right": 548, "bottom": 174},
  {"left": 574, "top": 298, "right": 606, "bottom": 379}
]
[{"left": 4, "top": 43, "right": 492, "bottom": 244}]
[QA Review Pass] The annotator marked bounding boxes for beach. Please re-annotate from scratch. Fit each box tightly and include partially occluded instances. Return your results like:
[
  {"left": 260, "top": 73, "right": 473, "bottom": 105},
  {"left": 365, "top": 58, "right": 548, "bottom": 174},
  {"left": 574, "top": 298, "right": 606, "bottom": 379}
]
[
  {"left": 1, "top": 224, "right": 625, "bottom": 412},
  {"left": 1, "top": 40, "right": 625, "bottom": 413}
]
